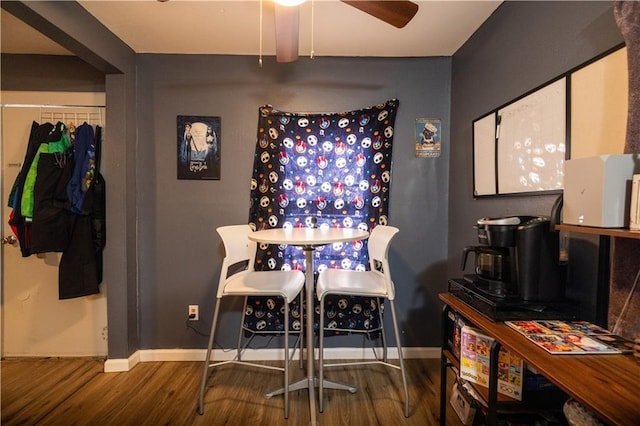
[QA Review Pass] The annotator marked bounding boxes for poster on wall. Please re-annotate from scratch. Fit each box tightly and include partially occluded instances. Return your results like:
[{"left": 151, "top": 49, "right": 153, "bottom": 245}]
[
  {"left": 177, "top": 115, "right": 221, "bottom": 180},
  {"left": 415, "top": 118, "right": 441, "bottom": 158}
]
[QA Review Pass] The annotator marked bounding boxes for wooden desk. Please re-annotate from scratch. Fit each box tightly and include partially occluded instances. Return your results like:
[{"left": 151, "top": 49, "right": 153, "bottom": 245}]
[{"left": 439, "top": 293, "right": 640, "bottom": 425}]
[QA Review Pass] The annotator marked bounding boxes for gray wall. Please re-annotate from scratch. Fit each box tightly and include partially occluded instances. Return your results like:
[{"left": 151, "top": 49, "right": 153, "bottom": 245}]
[
  {"left": 136, "top": 55, "right": 451, "bottom": 348},
  {"left": 1, "top": 0, "right": 627, "bottom": 356},
  {"left": 448, "top": 1, "right": 623, "bottom": 321}
]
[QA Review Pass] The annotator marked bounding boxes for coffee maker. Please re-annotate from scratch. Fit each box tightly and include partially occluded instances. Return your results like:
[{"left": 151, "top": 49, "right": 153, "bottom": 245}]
[{"left": 461, "top": 215, "right": 566, "bottom": 302}]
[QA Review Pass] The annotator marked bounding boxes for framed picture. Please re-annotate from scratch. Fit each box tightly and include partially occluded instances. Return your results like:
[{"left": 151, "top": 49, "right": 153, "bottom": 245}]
[
  {"left": 177, "top": 115, "right": 220, "bottom": 180},
  {"left": 415, "top": 118, "right": 441, "bottom": 158}
]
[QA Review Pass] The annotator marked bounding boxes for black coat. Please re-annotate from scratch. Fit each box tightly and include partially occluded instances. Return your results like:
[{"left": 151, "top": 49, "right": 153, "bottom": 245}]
[{"left": 58, "top": 125, "right": 105, "bottom": 299}]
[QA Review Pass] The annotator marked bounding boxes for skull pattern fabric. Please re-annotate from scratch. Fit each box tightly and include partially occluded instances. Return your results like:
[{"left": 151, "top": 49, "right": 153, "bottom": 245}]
[{"left": 245, "top": 100, "right": 398, "bottom": 334}]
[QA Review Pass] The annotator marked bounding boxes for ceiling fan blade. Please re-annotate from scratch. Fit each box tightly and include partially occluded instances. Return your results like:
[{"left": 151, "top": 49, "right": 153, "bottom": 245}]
[
  {"left": 341, "top": 1, "right": 419, "bottom": 29},
  {"left": 274, "top": 4, "right": 300, "bottom": 63}
]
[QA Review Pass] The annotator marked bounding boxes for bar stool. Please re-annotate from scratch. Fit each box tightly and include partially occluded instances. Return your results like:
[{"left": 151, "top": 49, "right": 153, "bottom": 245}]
[
  {"left": 316, "top": 225, "right": 410, "bottom": 417},
  {"left": 197, "top": 224, "right": 305, "bottom": 418}
]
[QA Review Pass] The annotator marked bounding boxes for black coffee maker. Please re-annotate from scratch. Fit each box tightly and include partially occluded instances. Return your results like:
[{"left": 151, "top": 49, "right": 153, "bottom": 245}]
[{"left": 461, "top": 215, "right": 566, "bottom": 302}]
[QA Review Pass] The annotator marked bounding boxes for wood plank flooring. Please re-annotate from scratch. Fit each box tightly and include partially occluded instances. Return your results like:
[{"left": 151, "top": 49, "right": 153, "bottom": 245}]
[{"left": 1, "top": 357, "right": 463, "bottom": 425}]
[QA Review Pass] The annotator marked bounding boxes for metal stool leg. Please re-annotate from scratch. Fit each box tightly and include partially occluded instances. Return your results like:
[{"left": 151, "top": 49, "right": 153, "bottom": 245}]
[
  {"left": 389, "top": 300, "right": 410, "bottom": 418},
  {"left": 318, "top": 295, "right": 325, "bottom": 413},
  {"left": 198, "top": 297, "right": 222, "bottom": 415},
  {"left": 298, "top": 292, "right": 304, "bottom": 369},
  {"left": 236, "top": 296, "right": 249, "bottom": 361},
  {"left": 379, "top": 297, "right": 388, "bottom": 362},
  {"left": 284, "top": 297, "right": 290, "bottom": 419}
]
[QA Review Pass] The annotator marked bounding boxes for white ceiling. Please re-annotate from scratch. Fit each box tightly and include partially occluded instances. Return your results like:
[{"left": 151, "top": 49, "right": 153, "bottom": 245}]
[{"left": 1, "top": 1, "right": 502, "bottom": 58}]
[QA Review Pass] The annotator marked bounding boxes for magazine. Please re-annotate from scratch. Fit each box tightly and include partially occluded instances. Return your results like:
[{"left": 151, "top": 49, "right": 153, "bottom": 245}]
[
  {"left": 505, "top": 320, "right": 633, "bottom": 355},
  {"left": 460, "top": 326, "right": 524, "bottom": 400}
]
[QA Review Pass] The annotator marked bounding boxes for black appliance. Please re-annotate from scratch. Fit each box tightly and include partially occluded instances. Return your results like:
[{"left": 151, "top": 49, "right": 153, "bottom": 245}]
[
  {"left": 452, "top": 215, "right": 573, "bottom": 321},
  {"left": 461, "top": 245, "right": 512, "bottom": 283}
]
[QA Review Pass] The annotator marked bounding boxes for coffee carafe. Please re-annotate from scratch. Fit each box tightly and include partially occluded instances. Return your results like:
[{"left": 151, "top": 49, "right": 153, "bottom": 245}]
[
  {"left": 463, "top": 215, "right": 566, "bottom": 302},
  {"left": 460, "top": 245, "right": 511, "bottom": 283}
]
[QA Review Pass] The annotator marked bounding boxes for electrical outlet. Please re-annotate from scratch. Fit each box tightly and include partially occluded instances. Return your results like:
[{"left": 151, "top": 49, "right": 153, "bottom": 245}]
[{"left": 188, "top": 305, "right": 199, "bottom": 321}]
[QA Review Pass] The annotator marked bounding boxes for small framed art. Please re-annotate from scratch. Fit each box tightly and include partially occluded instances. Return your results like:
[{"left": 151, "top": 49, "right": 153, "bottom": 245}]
[
  {"left": 177, "top": 115, "right": 221, "bottom": 180},
  {"left": 415, "top": 118, "right": 441, "bottom": 158}
]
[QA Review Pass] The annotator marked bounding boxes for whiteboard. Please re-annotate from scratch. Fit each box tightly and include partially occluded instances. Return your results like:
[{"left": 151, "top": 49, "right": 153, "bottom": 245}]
[
  {"left": 473, "top": 113, "right": 497, "bottom": 196},
  {"left": 497, "top": 78, "right": 566, "bottom": 194}
]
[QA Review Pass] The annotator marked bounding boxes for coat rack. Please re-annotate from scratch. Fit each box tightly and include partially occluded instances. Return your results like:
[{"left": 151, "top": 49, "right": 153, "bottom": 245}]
[{"left": 39, "top": 108, "right": 104, "bottom": 127}]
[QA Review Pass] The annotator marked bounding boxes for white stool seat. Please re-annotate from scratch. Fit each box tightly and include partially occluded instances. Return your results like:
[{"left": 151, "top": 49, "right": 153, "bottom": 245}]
[
  {"left": 317, "top": 269, "right": 388, "bottom": 300},
  {"left": 223, "top": 270, "right": 305, "bottom": 302},
  {"left": 316, "top": 225, "right": 409, "bottom": 418},
  {"left": 197, "top": 224, "right": 304, "bottom": 418}
]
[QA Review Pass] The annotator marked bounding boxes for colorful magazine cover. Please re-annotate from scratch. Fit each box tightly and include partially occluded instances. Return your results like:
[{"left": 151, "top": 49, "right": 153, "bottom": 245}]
[
  {"left": 566, "top": 321, "right": 610, "bottom": 335},
  {"left": 505, "top": 320, "right": 629, "bottom": 355},
  {"left": 535, "top": 320, "right": 578, "bottom": 333},
  {"left": 506, "top": 320, "right": 554, "bottom": 335},
  {"left": 592, "top": 333, "right": 636, "bottom": 352},
  {"left": 556, "top": 334, "right": 618, "bottom": 353},
  {"left": 526, "top": 334, "right": 584, "bottom": 353},
  {"left": 460, "top": 326, "right": 523, "bottom": 400}
]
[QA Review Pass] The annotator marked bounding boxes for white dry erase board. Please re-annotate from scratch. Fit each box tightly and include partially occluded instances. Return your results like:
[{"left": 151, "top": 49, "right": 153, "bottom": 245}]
[
  {"left": 473, "top": 113, "right": 497, "bottom": 196},
  {"left": 497, "top": 78, "right": 566, "bottom": 195},
  {"left": 472, "top": 44, "right": 627, "bottom": 197},
  {"left": 472, "top": 78, "right": 566, "bottom": 196}
]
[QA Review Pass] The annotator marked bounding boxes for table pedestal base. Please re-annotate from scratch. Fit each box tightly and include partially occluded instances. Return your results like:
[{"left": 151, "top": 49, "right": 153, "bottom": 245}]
[
  {"left": 264, "top": 377, "right": 357, "bottom": 425},
  {"left": 264, "top": 376, "right": 357, "bottom": 398}
]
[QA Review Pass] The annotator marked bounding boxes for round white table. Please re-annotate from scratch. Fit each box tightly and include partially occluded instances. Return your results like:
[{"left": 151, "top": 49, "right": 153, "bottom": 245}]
[{"left": 248, "top": 226, "right": 369, "bottom": 424}]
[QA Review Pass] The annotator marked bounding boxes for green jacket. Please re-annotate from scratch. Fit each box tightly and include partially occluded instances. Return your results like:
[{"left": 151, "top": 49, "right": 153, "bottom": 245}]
[{"left": 21, "top": 125, "right": 71, "bottom": 221}]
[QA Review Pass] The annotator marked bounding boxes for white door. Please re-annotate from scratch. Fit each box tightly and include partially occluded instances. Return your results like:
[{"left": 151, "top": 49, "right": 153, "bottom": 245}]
[{"left": 1, "top": 91, "right": 107, "bottom": 357}]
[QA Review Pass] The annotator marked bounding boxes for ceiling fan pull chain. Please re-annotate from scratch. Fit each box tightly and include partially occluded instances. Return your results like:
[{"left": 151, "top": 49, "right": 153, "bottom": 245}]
[
  {"left": 259, "top": 0, "right": 263, "bottom": 67},
  {"left": 310, "top": 0, "right": 315, "bottom": 59}
]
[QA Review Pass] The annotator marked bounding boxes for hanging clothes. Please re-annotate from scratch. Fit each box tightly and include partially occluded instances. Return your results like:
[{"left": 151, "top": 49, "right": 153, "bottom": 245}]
[
  {"left": 21, "top": 122, "right": 70, "bottom": 222},
  {"left": 29, "top": 144, "right": 75, "bottom": 253},
  {"left": 66, "top": 123, "right": 96, "bottom": 214},
  {"left": 27, "top": 121, "right": 76, "bottom": 254},
  {"left": 9, "top": 121, "right": 106, "bottom": 299},
  {"left": 59, "top": 125, "right": 105, "bottom": 299},
  {"left": 8, "top": 121, "right": 56, "bottom": 257}
]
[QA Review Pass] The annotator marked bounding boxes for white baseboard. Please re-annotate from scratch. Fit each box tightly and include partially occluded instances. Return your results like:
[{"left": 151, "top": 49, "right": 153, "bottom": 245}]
[
  {"left": 103, "top": 346, "right": 441, "bottom": 372},
  {"left": 104, "top": 350, "right": 141, "bottom": 372}
]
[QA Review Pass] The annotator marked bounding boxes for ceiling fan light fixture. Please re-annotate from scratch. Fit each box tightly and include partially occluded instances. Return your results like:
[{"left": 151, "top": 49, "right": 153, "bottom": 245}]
[
  {"left": 274, "top": 0, "right": 306, "bottom": 6},
  {"left": 274, "top": 3, "right": 300, "bottom": 63}
]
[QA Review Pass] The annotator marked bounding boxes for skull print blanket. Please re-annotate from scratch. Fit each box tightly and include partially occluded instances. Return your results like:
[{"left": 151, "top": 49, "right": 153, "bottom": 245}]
[{"left": 246, "top": 100, "right": 399, "bottom": 334}]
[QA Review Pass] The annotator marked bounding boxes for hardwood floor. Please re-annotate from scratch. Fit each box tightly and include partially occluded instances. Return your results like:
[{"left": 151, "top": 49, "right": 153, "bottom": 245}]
[{"left": 1, "top": 357, "right": 463, "bottom": 425}]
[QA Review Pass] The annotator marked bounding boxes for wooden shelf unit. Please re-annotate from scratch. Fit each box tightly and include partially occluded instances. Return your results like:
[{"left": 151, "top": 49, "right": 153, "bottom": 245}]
[
  {"left": 555, "top": 223, "right": 640, "bottom": 326},
  {"left": 555, "top": 223, "right": 640, "bottom": 239},
  {"left": 439, "top": 293, "right": 640, "bottom": 426}
]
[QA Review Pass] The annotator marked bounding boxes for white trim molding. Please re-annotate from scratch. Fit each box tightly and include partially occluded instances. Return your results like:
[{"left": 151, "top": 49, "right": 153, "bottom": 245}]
[
  {"left": 103, "top": 346, "right": 441, "bottom": 372},
  {"left": 104, "top": 350, "right": 141, "bottom": 373}
]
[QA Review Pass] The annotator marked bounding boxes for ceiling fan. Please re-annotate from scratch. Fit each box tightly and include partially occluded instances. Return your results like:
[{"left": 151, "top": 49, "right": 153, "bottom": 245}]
[{"left": 274, "top": 0, "right": 419, "bottom": 63}]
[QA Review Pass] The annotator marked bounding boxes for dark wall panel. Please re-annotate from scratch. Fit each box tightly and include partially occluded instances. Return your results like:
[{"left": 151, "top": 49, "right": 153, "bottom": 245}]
[
  {"left": 2, "top": 0, "right": 626, "bottom": 355},
  {"left": 449, "top": 1, "right": 623, "bottom": 319},
  {"left": 1, "top": 54, "right": 105, "bottom": 92},
  {"left": 136, "top": 55, "right": 451, "bottom": 348}
]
